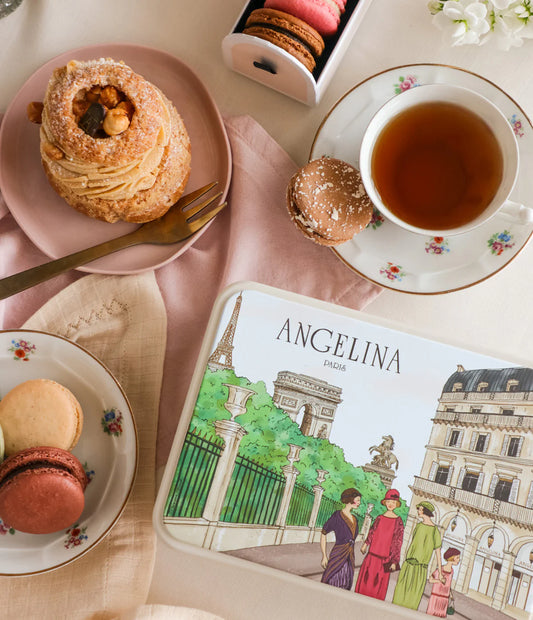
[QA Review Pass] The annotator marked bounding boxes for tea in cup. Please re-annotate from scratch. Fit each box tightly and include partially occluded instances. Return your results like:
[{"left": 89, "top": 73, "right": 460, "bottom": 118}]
[{"left": 359, "top": 83, "right": 532, "bottom": 236}]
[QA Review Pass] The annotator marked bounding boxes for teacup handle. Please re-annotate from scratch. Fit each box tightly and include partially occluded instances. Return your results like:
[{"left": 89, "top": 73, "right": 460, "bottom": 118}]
[{"left": 499, "top": 200, "right": 533, "bottom": 225}]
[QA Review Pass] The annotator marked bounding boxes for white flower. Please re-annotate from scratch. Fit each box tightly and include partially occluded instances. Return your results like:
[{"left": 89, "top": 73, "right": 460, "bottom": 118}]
[
  {"left": 491, "top": 0, "right": 516, "bottom": 8},
  {"left": 514, "top": 0, "right": 533, "bottom": 35},
  {"left": 429, "top": 0, "right": 533, "bottom": 47},
  {"left": 491, "top": 5, "right": 527, "bottom": 48},
  {"left": 432, "top": 0, "right": 491, "bottom": 45},
  {"left": 428, "top": 0, "right": 444, "bottom": 14},
  {"left": 515, "top": 0, "right": 533, "bottom": 18}
]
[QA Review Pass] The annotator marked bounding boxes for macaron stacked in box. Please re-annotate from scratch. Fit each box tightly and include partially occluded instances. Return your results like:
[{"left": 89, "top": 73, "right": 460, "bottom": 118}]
[
  {"left": 265, "top": 0, "right": 348, "bottom": 36},
  {"left": 0, "top": 379, "right": 88, "bottom": 534},
  {"left": 242, "top": 0, "right": 348, "bottom": 73}
]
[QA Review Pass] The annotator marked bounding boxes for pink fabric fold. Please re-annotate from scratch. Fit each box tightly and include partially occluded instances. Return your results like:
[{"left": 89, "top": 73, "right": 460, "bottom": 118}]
[
  {"left": 0, "top": 114, "right": 382, "bottom": 467},
  {"left": 154, "top": 116, "right": 382, "bottom": 464}
]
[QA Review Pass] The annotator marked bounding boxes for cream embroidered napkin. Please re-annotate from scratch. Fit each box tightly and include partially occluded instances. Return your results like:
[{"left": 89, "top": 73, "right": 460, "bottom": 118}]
[{"left": 0, "top": 271, "right": 166, "bottom": 620}]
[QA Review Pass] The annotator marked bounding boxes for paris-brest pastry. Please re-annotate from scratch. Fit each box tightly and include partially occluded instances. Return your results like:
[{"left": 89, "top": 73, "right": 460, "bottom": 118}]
[{"left": 33, "top": 58, "right": 191, "bottom": 223}]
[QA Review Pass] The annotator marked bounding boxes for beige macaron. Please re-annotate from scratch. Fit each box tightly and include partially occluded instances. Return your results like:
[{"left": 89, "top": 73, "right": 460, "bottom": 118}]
[
  {"left": 0, "top": 379, "right": 83, "bottom": 457},
  {"left": 287, "top": 156, "right": 374, "bottom": 246}
]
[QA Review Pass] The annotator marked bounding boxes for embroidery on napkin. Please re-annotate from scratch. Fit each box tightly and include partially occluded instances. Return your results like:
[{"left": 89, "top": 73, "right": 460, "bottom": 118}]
[{"left": 59, "top": 298, "right": 130, "bottom": 340}]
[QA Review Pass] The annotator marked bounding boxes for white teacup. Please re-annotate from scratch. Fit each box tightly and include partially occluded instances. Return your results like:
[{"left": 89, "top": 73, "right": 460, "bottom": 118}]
[{"left": 359, "top": 83, "right": 533, "bottom": 236}]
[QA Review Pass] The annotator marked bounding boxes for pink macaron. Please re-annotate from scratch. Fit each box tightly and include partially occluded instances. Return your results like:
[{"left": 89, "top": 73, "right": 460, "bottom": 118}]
[
  {"left": 0, "top": 446, "right": 88, "bottom": 534},
  {"left": 264, "top": 0, "right": 346, "bottom": 36}
]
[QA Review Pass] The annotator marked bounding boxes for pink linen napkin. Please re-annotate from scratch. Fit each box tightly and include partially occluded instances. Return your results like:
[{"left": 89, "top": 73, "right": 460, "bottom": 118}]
[
  {"left": 154, "top": 115, "right": 382, "bottom": 465},
  {"left": 0, "top": 114, "right": 382, "bottom": 469}
]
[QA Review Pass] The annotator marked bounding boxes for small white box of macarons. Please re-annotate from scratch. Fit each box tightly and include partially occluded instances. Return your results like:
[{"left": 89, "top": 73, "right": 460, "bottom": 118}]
[{"left": 222, "top": 0, "right": 373, "bottom": 106}]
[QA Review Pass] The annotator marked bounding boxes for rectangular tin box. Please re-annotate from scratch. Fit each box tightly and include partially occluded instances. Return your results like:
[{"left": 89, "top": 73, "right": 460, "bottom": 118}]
[
  {"left": 222, "top": 0, "right": 373, "bottom": 106},
  {"left": 154, "top": 282, "right": 533, "bottom": 618}
]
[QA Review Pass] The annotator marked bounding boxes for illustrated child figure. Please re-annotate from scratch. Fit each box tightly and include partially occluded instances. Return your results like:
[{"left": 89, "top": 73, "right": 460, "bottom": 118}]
[
  {"left": 320, "top": 488, "right": 362, "bottom": 590},
  {"left": 354, "top": 488, "right": 404, "bottom": 601},
  {"left": 426, "top": 547, "right": 461, "bottom": 618},
  {"left": 392, "top": 500, "right": 443, "bottom": 610}
]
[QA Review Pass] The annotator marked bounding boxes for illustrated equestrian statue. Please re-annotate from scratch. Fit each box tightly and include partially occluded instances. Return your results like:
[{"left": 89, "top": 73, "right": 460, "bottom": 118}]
[{"left": 369, "top": 435, "right": 399, "bottom": 470}]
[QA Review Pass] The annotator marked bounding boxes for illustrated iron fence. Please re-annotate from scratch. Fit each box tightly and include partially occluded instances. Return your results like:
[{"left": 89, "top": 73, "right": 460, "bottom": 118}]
[
  {"left": 315, "top": 494, "right": 344, "bottom": 529},
  {"left": 164, "top": 428, "right": 224, "bottom": 518},
  {"left": 219, "top": 454, "right": 286, "bottom": 525},
  {"left": 164, "top": 427, "right": 345, "bottom": 533},
  {"left": 286, "top": 481, "right": 315, "bottom": 526}
]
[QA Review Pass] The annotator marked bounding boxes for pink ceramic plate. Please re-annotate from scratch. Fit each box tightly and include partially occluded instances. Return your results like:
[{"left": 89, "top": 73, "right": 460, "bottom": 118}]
[{"left": 0, "top": 44, "right": 232, "bottom": 275}]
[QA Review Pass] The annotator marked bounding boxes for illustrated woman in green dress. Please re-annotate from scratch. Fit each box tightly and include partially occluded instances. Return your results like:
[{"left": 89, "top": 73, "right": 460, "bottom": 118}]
[{"left": 392, "top": 500, "right": 443, "bottom": 610}]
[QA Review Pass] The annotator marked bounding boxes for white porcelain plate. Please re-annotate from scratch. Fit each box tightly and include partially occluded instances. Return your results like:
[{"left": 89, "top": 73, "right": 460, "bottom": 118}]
[
  {"left": 311, "top": 64, "right": 533, "bottom": 294},
  {"left": 0, "top": 330, "right": 137, "bottom": 575}
]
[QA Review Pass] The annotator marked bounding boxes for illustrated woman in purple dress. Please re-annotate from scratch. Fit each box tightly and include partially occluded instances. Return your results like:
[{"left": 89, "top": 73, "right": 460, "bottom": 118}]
[{"left": 320, "top": 488, "right": 362, "bottom": 590}]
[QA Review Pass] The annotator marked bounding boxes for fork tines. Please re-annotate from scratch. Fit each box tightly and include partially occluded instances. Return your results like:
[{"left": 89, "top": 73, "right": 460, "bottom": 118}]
[{"left": 177, "top": 181, "right": 218, "bottom": 210}]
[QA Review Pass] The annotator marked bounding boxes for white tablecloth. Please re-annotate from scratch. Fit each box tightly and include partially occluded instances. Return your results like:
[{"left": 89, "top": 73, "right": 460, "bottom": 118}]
[{"left": 1, "top": 1, "right": 532, "bottom": 618}]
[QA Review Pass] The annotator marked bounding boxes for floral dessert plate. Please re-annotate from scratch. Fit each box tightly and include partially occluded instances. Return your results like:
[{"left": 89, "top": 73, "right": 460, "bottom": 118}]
[
  {"left": 0, "top": 330, "right": 137, "bottom": 575},
  {"left": 0, "top": 43, "right": 231, "bottom": 275},
  {"left": 310, "top": 64, "right": 533, "bottom": 294}
]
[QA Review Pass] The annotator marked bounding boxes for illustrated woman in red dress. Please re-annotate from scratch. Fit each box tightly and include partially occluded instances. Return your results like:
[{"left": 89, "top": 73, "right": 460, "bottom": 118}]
[
  {"left": 354, "top": 488, "right": 404, "bottom": 601},
  {"left": 426, "top": 547, "right": 461, "bottom": 617}
]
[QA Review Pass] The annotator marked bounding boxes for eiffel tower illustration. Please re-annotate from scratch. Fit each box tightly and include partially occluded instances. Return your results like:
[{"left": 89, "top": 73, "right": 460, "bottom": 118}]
[{"left": 207, "top": 292, "right": 243, "bottom": 370}]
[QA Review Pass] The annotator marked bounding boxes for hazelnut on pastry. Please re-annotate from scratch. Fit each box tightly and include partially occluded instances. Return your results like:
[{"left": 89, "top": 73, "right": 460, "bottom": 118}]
[
  {"left": 287, "top": 157, "right": 374, "bottom": 246},
  {"left": 103, "top": 108, "right": 130, "bottom": 136},
  {"left": 38, "top": 57, "right": 191, "bottom": 223}
]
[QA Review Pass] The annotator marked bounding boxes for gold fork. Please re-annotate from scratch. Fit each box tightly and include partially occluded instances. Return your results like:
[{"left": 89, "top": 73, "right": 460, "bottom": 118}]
[{"left": 0, "top": 182, "right": 226, "bottom": 300}]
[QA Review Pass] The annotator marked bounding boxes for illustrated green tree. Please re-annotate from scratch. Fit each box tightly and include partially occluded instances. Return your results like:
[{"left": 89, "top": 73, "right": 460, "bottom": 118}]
[{"left": 191, "top": 367, "right": 409, "bottom": 524}]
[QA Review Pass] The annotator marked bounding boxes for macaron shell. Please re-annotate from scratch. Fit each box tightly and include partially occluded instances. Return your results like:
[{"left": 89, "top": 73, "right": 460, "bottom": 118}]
[
  {"left": 0, "top": 379, "right": 83, "bottom": 456},
  {"left": 0, "top": 446, "right": 87, "bottom": 534},
  {"left": 248, "top": 8, "right": 325, "bottom": 56},
  {"left": 264, "top": 0, "right": 341, "bottom": 36},
  {"left": 243, "top": 9, "right": 325, "bottom": 73},
  {"left": 0, "top": 446, "right": 88, "bottom": 490},
  {"left": 287, "top": 185, "right": 350, "bottom": 246},
  {"left": 287, "top": 157, "right": 374, "bottom": 245},
  {"left": 0, "top": 468, "right": 85, "bottom": 534},
  {"left": 243, "top": 26, "right": 316, "bottom": 72}
]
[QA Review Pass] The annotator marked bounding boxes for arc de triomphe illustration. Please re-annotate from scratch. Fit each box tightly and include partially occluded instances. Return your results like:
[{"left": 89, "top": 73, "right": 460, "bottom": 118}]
[{"left": 272, "top": 371, "right": 342, "bottom": 439}]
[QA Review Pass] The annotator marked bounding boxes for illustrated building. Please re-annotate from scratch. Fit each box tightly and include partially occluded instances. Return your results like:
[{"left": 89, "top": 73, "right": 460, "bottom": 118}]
[
  {"left": 272, "top": 371, "right": 342, "bottom": 439},
  {"left": 407, "top": 365, "right": 533, "bottom": 619},
  {"left": 208, "top": 292, "right": 242, "bottom": 371}
]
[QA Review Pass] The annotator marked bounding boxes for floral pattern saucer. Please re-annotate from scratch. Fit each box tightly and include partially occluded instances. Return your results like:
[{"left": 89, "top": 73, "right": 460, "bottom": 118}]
[
  {"left": 310, "top": 64, "right": 533, "bottom": 294},
  {"left": 0, "top": 330, "right": 137, "bottom": 575}
]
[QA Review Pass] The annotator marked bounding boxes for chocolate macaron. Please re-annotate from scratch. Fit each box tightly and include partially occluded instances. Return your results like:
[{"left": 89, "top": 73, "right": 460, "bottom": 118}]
[
  {"left": 287, "top": 157, "right": 374, "bottom": 245},
  {"left": 0, "top": 379, "right": 83, "bottom": 457},
  {"left": 243, "top": 8, "right": 325, "bottom": 73},
  {"left": 0, "top": 446, "right": 88, "bottom": 534}
]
